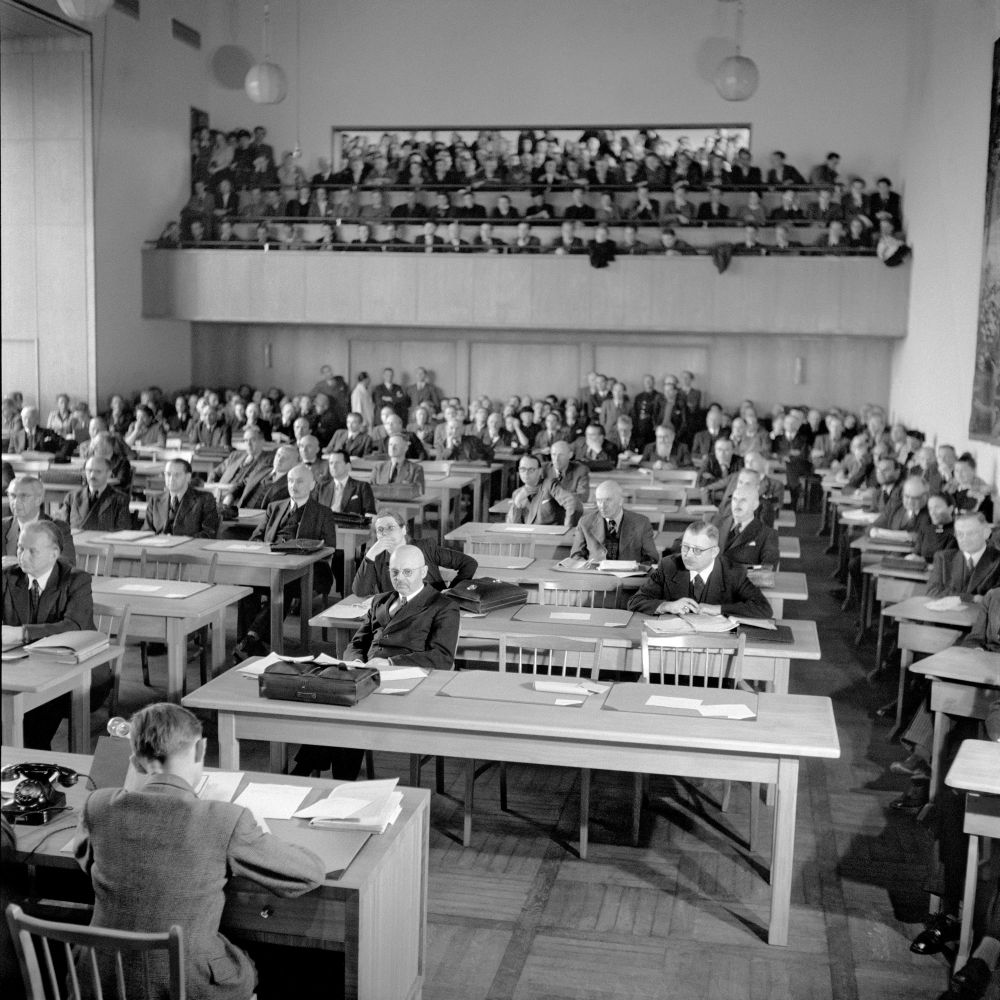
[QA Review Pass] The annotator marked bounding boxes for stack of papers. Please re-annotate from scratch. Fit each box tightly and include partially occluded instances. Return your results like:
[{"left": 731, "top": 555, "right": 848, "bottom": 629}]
[
  {"left": 238, "top": 651, "right": 343, "bottom": 677},
  {"left": 842, "top": 509, "right": 879, "bottom": 524},
  {"left": 24, "top": 630, "right": 110, "bottom": 663},
  {"left": 293, "top": 779, "right": 403, "bottom": 834},
  {"left": 926, "top": 596, "right": 963, "bottom": 611},
  {"left": 646, "top": 614, "right": 737, "bottom": 634},
  {"left": 233, "top": 782, "right": 310, "bottom": 834},
  {"left": 730, "top": 617, "right": 777, "bottom": 630},
  {"left": 378, "top": 666, "right": 428, "bottom": 694},
  {"left": 644, "top": 694, "right": 755, "bottom": 720},
  {"left": 197, "top": 771, "right": 244, "bottom": 802},
  {"left": 870, "top": 528, "right": 913, "bottom": 543},
  {"left": 321, "top": 595, "right": 374, "bottom": 620}
]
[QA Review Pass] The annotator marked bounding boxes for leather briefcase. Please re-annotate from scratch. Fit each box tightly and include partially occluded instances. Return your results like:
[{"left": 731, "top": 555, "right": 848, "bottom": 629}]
[
  {"left": 259, "top": 660, "right": 380, "bottom": 706},
  {"left": 270, "top": 538, "right": 324, "bottom": 554},
  {"left": 444, "top": 578, "right": 528, "bottom": 614}
]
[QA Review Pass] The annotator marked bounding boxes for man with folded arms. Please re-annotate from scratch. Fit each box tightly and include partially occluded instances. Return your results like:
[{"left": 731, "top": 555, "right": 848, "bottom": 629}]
[
  {"left": 371, "top": 433, "right": 426, "bottom": 493},
  {"left": 235, "top": 443, "right": 298, "bottom": 510},
  {"left": 292, "top": 544, "right": 460, "bottom": 779},
  {"left": 60, "top": 455, "right": 132, "bottom": 532},
  {"left": 570, "top": 480, "right": 658, "bottom": 565},
  {"left": 144, "top": 458, "right": 218, "bottom": 538},
  {"left": 507, "top": 453, "right": 582, "bottom": 527},
  {"left": 628, "top": 520, "right": 772, "bottom": 618},
  {"left": 572, "top": 423, "right": 619, "bottom": 472},
  {"left": 207, "top": 425, "right": 270, "bottom": 496},
  {"left": 710, "top": 485, "right": 779, "bottom": 570},
  {"left": 2, "top": 520, "right": 106, "bottom": 749},
  {"left": 926, "top": 512, "right": 1000, "bottom": 602}
]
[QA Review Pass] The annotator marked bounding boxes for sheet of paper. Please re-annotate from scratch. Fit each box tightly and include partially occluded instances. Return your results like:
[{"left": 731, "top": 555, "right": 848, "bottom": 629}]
[
  {"left": 234, "top": 783, "right": 309, "bottom": 830},
  {"left": 646, "top": 695, "right": 703, "bottom": 709},
  {"left": 213, "top": 541, "right": 270, "bottom": 552},
  {"left": 925, "top": 596, "right": 963, "bottom": 611},
  {"left": 534, "top": 680, "right": 608, "bottom": 696},
  {"left": 378, "top": 688, "right": 409, "bottom": 695},
  {"left": 322, "top": 596, "right": 374, "bottom": 620},
  {"left": 197, "top": 771, "right": 244, "bottom": 803},
  {"left": 139, "top": 535, "right": 191, "bottom": 547},
  {"left": 698, "top": 704, "right": 755, "bottom": 719},
  {"left": 294, "top": 779, "right": 399, "bottom": 820},
  {"left": 376, "top": 666, "right": 427, "bottom": 681},
  {"left": 549, "top": 611, "right": 591, "bottom": 621},
  {"left": 100, "top": 530, "right": 152, "bottom": 542},
  {"left": 117, "top": 582, "right": 162, "bottom": 593},
  {"left": 554, "top": 699, "right": 584, "bottom": 706},
  {"left": 238, "top": 651, "right": 341, "bottom": 676}
]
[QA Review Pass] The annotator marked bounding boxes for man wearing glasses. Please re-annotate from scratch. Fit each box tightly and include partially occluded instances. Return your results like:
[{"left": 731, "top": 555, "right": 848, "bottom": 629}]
[
  {"left": 628, "top": 520, "right": 772, "bottom": 618},
  {"left": 507, "top": 453, "right": 582, "bottom": 526},
  {"left": 2, "top": 475, "right": 76, "bottom": 565}
]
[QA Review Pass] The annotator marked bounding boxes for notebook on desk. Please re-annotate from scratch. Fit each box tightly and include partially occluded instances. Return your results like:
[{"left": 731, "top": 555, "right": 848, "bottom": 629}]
[
  {"left": 512, "top": 605, "right": 633, "bottom": 628},
  {"left": 881, "top": 556, "right": 927, "bottom": 573},
  {"left": 737, "top": 624, "right": 795, "bottom": 644}
]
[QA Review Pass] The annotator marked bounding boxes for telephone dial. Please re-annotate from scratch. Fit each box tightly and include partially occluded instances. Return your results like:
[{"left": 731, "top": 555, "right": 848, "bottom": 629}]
[{"left": 1, "top": 763, "right": 78, "bottom": 824}]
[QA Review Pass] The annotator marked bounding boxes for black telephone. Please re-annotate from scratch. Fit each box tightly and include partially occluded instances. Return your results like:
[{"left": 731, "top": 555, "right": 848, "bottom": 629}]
[{"left": 1, "top": 763, "right": 78, "bottom": 825}]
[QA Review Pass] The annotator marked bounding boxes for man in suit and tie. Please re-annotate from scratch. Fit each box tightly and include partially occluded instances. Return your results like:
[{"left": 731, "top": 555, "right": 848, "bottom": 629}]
[
  {"left": 59, "top": 456, "right": 132, "bottom": 532},
  {"left": 73, "top": 702, "right": 324, "bottom": 1000},
  {"left": 2, "top": 520, "right": 105, "bottom": 748},
  {"left": 507, "top": 453, "right": 582, "bottom": 527},
  {"left": 710, "top": 485, "right": 780, "bottom": 569},
  {"left": 292, "top": 543, "right": 460, "bottom": 779},
  {"left": 699, "top": 437, "right": 743, "bottom": 502},
  {"left": 545, "top": 441, "right": 590, "bottom": 507},
  {"left": 640, "top": 424, "right": 692, "bottom": 470},
  {"left": 3, "top": 475, "right": 76, "bottom": 565},
  {"left": 297, "top": 434, "right": 332, "bottom": 493},
  {"left": 206, "top": 425, "right": 270, "bottom": 496},
  {"left": 325, "top": 412, "right": 372, "bottom": 459},
  {"left": 572, "top": 423, "right": 619, "bottom": 472},
  {"left": 234, "top": 464, "right": 339, "bottom": 660},
  {"left": 927, "top": 513, "right": 1000, "bottom": 602},
  {"left": 316, "top": 451, "right": 376, "bottom": 517},
  {"left": 371, "top": 434, "right": 426, "bottom": 493},
  {"left": 6, "top": 405, "right": 62, "bottom": 455},
  {"left": 437, "top": 412, "right": 491, "bottom": 462},
  {"left": 143, "top": 458, "right": 219, "bottom": 538},
  {"left": 628, "top": 520, "right": 773, "bottom": 618},
  {"left": 690, "top": 406, "right": 728, "bottom": 467},
  {"left": 570, "top": 480, "right": 659, "bottom": 564},
  {"left": 234, "top": 443, "right": 298, "bottom": 509},
  {"left": 186, "top": 403, "right": 231, "bottom": 450}
]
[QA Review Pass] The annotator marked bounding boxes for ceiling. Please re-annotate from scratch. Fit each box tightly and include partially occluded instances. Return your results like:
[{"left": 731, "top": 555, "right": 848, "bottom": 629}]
[{"left": 0, "top": 1, "right": 84, "bottom": 41}]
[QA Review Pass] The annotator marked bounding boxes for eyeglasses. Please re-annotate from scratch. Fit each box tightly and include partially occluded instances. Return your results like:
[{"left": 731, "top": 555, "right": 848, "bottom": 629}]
[
  {"left": 389, "top": 567, "right": 420, "bottom": 578},
  {"left": 7, "top": 492, "right": 38, "bottom": 501},
  {"left": 680, "top": 542, "right": 717, "bottom": 556},
  {"left": 374, "top": 524, "right": 402, "bottom": 536}
]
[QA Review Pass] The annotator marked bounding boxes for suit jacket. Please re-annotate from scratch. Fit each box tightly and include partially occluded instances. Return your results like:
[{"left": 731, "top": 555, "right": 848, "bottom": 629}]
[
  {"left": 914, "top": 521, "right": 957, "bottom": 562},
  {"left": 187, "top": 421, "right": 231, "bottom": 449},
  {"left": 315, "top": 477, "right": 376, "bottom": 517},
  {"left": 507, "top": 478, "right": 583, "bottom": 527},
  {"left": 438, "top": 435, "right": 491, "bottom": 463},
  {"left": 570, "top": 509, "right": 659, "bottom": 563},
  {"left": 326, "top": 429, "right": 372, "bottom": 459},
  {"left": 345, "top": 584, "right": 460, "bottom": 669},
  {"left": 639, "top": 441, "right": 693, "bottom": 469},
  {"left": 6, "top": 425, "right": 62, "bottom": 454},
  {"left": 251, "top": 498, "right": 338, "bottom": 593},
  {"left": 207, "top": 450, "right": 270, "bottom": 488},
  {"left": 351, "top": 538, "right": 477, "bottom": 597},
  {"left": 2, "top": 559, "right": 94, "bottom": 640},
  {"left": 691, "top": 429, "right": 729, "bottom": 465},
  {"left": 710, "top": 513, "right": 780, "bottom": 568},
  {"left": 927, "top": 547, "right": 1000, "bottom": 602},
  {"left": 543, "top": 462, "right": 590, "bottom": 504},
  {"left": 872, "top": 504, "right": 930, "bottom": 534},
  {"left": 964, "top": 588, "right": 1000, "bottom": 650},
  {"left": 60, "top": 486, "right": 133, "bottom": 532},
  {"left": 371, "top": 459, "right": 425, "bottom": 492},
  {"left": 572, "top": 438, "right": 619, "bottom": 471},
  {"left": 74, "top": 773, "right": 323, "bottom": 1000},
  {"left": 628, "top": 555, "right": 773, "bottom": 618},
  {"left": 2, "top": 513, "right": 77, "bottom": 566},
  {"left": 143, "top": 488, "right": 219, "bottom": 539}
]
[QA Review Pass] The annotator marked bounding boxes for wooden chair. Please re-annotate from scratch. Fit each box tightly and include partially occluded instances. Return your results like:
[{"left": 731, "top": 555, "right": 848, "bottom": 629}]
[
  {"left": 463, "top": 535, "right": 534, "bottom": 558},
  {"left": 634, "top": 485, "right": 688, "bottom": 506},
  {"left": 136, "top": 550, "right": 218, "bottom": 694},
  {"left": 638, "top": 632, "right": 759, "bottom": 850},
  {"left": 5, "top": 902, "right": 186, "bottom": 1000},
  {"left": 463, "top": 633, "right": 604, "bottom": 858},
  {"left": 537, "top": 577, "right": 620, "bottom": 609},
  {"left": 892, "top": 621, "right": 963, "bottom": 735},
  {"left": 647, "top": 469, "right": 699, "bottom": 488},
  {"left": 92, "top": 601, "right": 132, "bottom": 719},
  {"left": 76, "top": 544, "right": 115, "bottom": 578}
]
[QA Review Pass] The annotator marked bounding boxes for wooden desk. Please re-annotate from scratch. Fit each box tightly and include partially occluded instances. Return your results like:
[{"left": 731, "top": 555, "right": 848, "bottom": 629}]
[
  {"left": 0, "top": 746, "right": 429, "bottom": 1000},
  {"left": 1, "top": 645, "right": 123, "bottom": 752},
  {"left": 183, "top": 668, "right": 839, "bottom": 947},
  {"left": 910, "top": 648, "right": 1000, "bottom": 800},
  {"left": 74, "top": 531, "right": 334, "bottom": 657},
  {"left": 861, "top": 560, "right": 930, "bottom": 665},
  {"left": 91, "top": 578, "right": 251, "bottom": 702},
  {"left": 882, "top": 596, "right": 981, "bottom": 631},
  {"left": 945, "top": 740, "right": 1000, "bottom": 967}
]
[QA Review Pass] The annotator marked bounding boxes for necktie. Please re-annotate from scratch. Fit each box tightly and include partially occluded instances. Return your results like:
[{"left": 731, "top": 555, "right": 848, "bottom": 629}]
[
  {"left": 605, "top": 520, "right": 620, "bottom": 560},
  {"left": 552, "top": 474, "right": 562, "bottom": 487},
  {"left": 29, "top": 580, "right": 40, "bottom": 622},
  {"left": 964, "top": 555, "right": 975, "bottom": 587},
  {"left": 389, "top": 463, "right": 399, "bottom": 484},
  {"left": 388, "top": 596, "right": 405, "bottom": 618},
  {"left": 89, "top": 491, "right": 98, "bottom": 508},
  {"left": 690, "top": 575, "right": 705, "bottom": 603},
  {"left": 166, "top": 495, "right": 179, "bottom": 533}
]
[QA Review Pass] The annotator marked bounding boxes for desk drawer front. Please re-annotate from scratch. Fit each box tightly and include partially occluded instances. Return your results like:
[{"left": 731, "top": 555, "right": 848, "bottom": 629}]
[
  {"left": 931, "top": 683, "right": 1000, "bottom": 721},
  {"left": 223, "top": 890, "right": 347, "bottom": 944}
]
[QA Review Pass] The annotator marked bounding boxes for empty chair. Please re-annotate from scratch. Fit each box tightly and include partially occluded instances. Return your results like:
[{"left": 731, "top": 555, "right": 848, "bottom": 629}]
[
  {"left": 464, "top": 535, "right": 534, "bottom": 558},
  {"left": 537, "top": 577, "right": 620, "bottom": 609},
  {"left": 92, "top": 601, "right": 132, "bottom": 719},
  {"left": 76, "top": 543, "right": 115, "bottom": 578}
]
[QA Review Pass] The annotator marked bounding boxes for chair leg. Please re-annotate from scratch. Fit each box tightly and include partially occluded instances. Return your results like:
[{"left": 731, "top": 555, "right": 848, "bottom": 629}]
[
  {"left": 579, "top": 768, "right": 590, "bottom": 860},
  {"left": 464, "top": 760, "right": 475, "bottom": 847},
  {"left": 110, "top": 658, "right": 123, "bottom": 719},
  {"left": 720, "top": 779, "right": 733, "bottom": 813},
  {"left": 140, "top": 642, "right": 151, "bottom": 686},
  {"left": 748, "top": 782, "right": 760, "bottom": 853},
  {"left": 435, "top": 756, "right": 445, "bottom": 794},
  {"left": 199, "top": 626, "right": 211, "bottom": 686},
  {"left": 631, "top": 773, "right": 644, "bottom": 846},
  {"left": 499, "top": 763, "right": 508, "bottom": 811},
  {"left": 364, "top": 750, "right": 375, "bottom": 780}
]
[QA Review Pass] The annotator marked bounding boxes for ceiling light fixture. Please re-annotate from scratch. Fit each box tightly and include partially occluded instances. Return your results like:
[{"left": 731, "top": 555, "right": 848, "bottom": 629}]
[
  {"left": 714, "top": 0, "right": 759, "bottom": 101},
  {"left": 245, "top": 2, "right": 287, "bottom": 105}
]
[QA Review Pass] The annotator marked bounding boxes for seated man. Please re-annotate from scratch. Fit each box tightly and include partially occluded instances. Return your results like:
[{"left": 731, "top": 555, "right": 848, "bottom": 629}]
[
  {"left": 437, "top": 412, "right": 491, "bottom": 462},
  {"left": 698, "top": 437, "right": 743, "bottom": 502},
  {"left": 143, "top": 458, "right": 219, "bottom": 538},
  {"left": 531, "top": 411, "right": 571, "bottom": 458},
  {"left": 123, "top": 404, "right": 166, "bottom": 451},
  {"left": 914, "top": 492, "right": 957, "bottom": 562},
  {"left": 371, "top": 433, "right": 426, "bottom": 493},
  {"left": 690, "top": 407, "right": 728, "bottom": 467},
  {"left": 207, "top": 425, "right": 270, "bottom": 494},
  {"left": 234, "top": 464, "right": 338, "bottom": 658},
  {"left": 572, "top": 423, "right": 619, "bottom": 472},
  {"left": 640, "top": 424, "right": 692, "bottom": 469},
  {"left": 74, "top": 702, "right": 324, "bottom": 998},
  {"left": 187, "top": 403, "right": 231, "bottom": 449},
  {"left": 545, "top": 440, "right": 590, "bottom": 506},
  {"left": 3, "top": 475, "right": 76, "bottom": 564},
  {"left": 234, "top": 443, "right": 299, "bottom": 509},
  {"left": 771, "top": 411, "right": 814, "bottom": 507},
  {"left": 628, "top": 520, "right": 773, "bottom": 619},
  {"left": 711, "top": 485, "right": 780, "bottom": 569},
  {"left": 59, "top": 455, "right": 132, "bottom": 532},
  {"left": 6, "top": 406, "right": 62, "bottom": 455},
  {"left": 325, "top": 411, "right": 372, "bottom": 458},
  {"left": 316, "top": 451, "right": 377, "bottom": 517},
  {"left": 2, "top": 521, "right": 102, "bottom": 749},
  {"left": 294, "top": 544, "right": 461, "bottom": 779},
  {"left": 946, "top": 453, "right": 995, "bottom": 523},
  {"left": 609, "top": 415, "right": 640, "bottom": 465},
  {"left": 927, "top": 512, "right": 1000, "bottom": 601},
  {"left": 718, "top": 462, "right": 781, "bottom": 528},
  {"left": 507, "top": 453, "right": 583, "bottom": 527},
  {"left": 369, "top": 414, "right": 428, "bottom": 462},
  {"left": 570, "top": 480, "right": 658, "bottom": 564},
  {"left": 297, "top": 434, "right": 331, "bottom": 492}
]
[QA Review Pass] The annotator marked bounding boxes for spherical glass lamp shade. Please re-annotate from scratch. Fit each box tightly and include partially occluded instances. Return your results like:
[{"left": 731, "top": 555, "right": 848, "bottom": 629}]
[
  {"left": 245, "top": 61, "right": 288, "bottom": 104},
  {"left": 714, "top": 54, "right": 759, "bottom": 101},
  {"left": 56, "top": 0, "right": 113, "bottom": 20}
]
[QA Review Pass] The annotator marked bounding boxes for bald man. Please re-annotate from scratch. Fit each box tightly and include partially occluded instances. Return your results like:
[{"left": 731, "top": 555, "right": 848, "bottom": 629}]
[
  {"left": 59, "top": 455, "right": 132, "bottom": 531},
  {"left": 570, "top": 480, "right": 659, "bottom": 564},
  {"left": 545, "top": 440, "right": 590, "bottom": 504},
  {"left": 710, "top": 486, "right": 780, "bottom": 569},
  {"left": 235, "top": 443, "right": 298, "bottom": 509}
]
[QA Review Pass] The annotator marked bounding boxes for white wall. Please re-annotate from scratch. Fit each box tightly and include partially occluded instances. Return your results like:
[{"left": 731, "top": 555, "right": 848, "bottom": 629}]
[{"left": 892, "top": 0, "right": 1000, "bottom": 488}]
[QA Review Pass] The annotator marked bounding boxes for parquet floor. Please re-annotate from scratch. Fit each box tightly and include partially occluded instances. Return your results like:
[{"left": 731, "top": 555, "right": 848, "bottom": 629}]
[{"left": 101, "top": 508, "right": 995, "bottom": 1000}]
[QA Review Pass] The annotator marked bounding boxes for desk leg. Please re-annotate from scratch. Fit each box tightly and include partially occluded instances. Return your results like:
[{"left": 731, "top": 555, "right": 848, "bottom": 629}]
[
  {"left": 300, "top": 565, "right": 314, "bottom": 648},
  {"left": 768, "top": 758, "right": 798, "bottom": 946},
  {"left": 2, "top": 692, "right": 25, "bottom": 747},
  {"left": 894, "top": 651, "right": 913, "bottom": 735},
  {"left": 929, "top": 711, "right": 950, "bottom": 803},
  {"left": 165, "top": 620, "right": 186, "bottom": 703},
  {"left": 471, "top": 477, "right": 483, "bottom": 523},
  {"left": 270, "top": 572, "right": 286, "bottom": 655},
  {"left": 67, "top": 675, "right": 90, "bottom": 754},
  {"left": 957, "top": 832, "right": 979, "bottom": 968},
  {"left": 210, "top": 611, "right": 227, "bottom": 673},
  {"left": 217, "top": 711, "right": 239, "bottom": 769}
]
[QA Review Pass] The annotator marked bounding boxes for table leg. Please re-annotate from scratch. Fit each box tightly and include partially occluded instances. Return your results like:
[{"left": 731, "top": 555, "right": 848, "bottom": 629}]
[
  {"left": 471, "top": 477, "right": 483, "bottom": 524},
  {"left": 957, "top": 832, "right": 979, "bottom": 968},
  {"left": 269, "top": 743, "right": 287, "bottom": 774},
  {"left": 929, "top": 710, "right": 950, "bottom": 803},
  {"left": 165, "top": 619, "right": 187, "bottom": 703},
  {"left": 270, "top": 571, "right": 286, "bottom": 655},
  {"left": 67, "top": 675, "right": 90, "bottom": 754},
  {"left": 299, "top": 565, "right": 314, "bottom": 648},
  {"left": 768, "top": 757, "right": 799, "bottom": 946},
  {"left": 217, "top": 711, "right": 239, "bottom": 769},
  {"left": 210, "top": 611, "right": 227, "bottom": 671},
  {"left": 2, "top": 692, "right": 24, "bottom": 747}
]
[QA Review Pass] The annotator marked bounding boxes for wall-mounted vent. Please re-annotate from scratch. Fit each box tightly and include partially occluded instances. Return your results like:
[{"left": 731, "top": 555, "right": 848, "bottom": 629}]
[
  {"left": 171, "top": 19, "right": 200, "bottom": 50},
  {"left": 113, "top": 0, "right": 139, "bottom": 19}
]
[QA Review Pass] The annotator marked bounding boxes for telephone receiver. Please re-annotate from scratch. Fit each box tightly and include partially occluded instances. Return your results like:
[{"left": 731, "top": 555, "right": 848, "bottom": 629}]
[{"left": 1, "top": 763, "right": 78, "bottom": 825}]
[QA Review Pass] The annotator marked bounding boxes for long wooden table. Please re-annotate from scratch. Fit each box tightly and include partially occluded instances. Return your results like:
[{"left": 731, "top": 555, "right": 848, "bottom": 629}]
[
  {"left": 182, "top": 668, "right": 839, "bottom": 947},
  {"left": 0, "top": 745, "right": 429, "bottom": 1000}
]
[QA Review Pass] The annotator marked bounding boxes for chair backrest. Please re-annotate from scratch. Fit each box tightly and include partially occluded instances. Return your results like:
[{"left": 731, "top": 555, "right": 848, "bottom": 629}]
[
  {"left": 634, "top": 486, "right": 688, "bottom": 505},
  {"left": 649, "top": 469, "right": 699, "bottom": 487},
  {"left": 498, "top": 633, "right": 603, "bottom": 679},
  {"left": 92, "top": 601, "right": 131, "bottom": 650},
  {"left": 897, "top": 621, "right": 962, "bottom": 657},
  {"left": 640, "top": 632, "right": 747, "bottom": 687},
  {"left": 537, "top": 578, "right": 620, "bottom": 609},
  {"left": 138, "top": 550, "right": 218, "bottom": 584},
  {"left": 5, "top": 902, "right": 186, "bottom": 1000},
  {"left": 76, "top": 544, "right": 115, "bottom": 578},
  {"left": 464, "top": 536, "right": 534, "bottom": 558}
]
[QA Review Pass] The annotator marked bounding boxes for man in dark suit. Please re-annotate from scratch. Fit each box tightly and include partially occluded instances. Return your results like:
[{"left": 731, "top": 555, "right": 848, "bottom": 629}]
[
  {"left": 710, "top": 486, "right": 780, "bottom": 569},
  {"left": 628, "top": 520, "right": 773, "bottom": 618},
  {"left": 3, "top": 475, "right": 76, "bottom": 565},
  {"left": 2, "top": 520, "right": 101, "bottom": 748},
  {"left": 234, "top": 464, "right": 339, "bottom": 659},
  {"left": 690, "top": 406, "right": 728, "bottom": 467},
  {"left": 696, "top": 183, "right": 730, "bottom": 222},
  {"left": 186, "top": 404, "right": 231, "bottom": 449},
  {"left": 927, "top": 513, "right": 1000, "bottom": 602},
  {"left": 507, "top": 453, "right": 582, "bottom": 527},
  {"left": 316, "top": 451, "right": 376, "bottom": 516},
  {"left": 234, "top": 443, "right": 298, "bottom": 509},
  {"left": 437, "top": 413, "right": 492, "bottom": 462},
  {"left": 640, "top": 425, "right": 692, "bottom": 469},
  {"left": 572, "top": 423, "right": 619, "bottom": 472},
  {"left": 325, "top": 412, "right": 372, "bottom": 459},
  {"left": 206, "top": 425, "right": 270, "bottom": 495},
  {"left": 370, "top": 435, "right": 426, "bottom": 493},
  {"left": 699, "top": 437, "right": 743, "bottom": 502},
  {"left": 371, "top": 367, "right": 410, "bottom": 422},
  {"left": 6, "top": 406, "right": 61, "bottom": 454},
  {"left": 545, "top": 441, "right": 590, "bottom": 506},
  {"left": 292, "top": 544, "right": 461, "bottom": 779},
  {"left": 765, "top": 150, "right": 805, "bottom": 186},
  {"left": 771, "top": 411, "right": 814, "bottom": 507},
  {"left": 570, "top": 480, "right": 659, "bottom": 564},
  {"left": 143, "top": 458, "right": 219, "bottom": 538},
  {"left": 74, "top": 702, "right": 324, "bottom": 999},
  {"left": 59, "top": 456, "right": 132, "bottom": 532},
  {"left": 729, "top": 148, "right": 762, "bottom": 186}
]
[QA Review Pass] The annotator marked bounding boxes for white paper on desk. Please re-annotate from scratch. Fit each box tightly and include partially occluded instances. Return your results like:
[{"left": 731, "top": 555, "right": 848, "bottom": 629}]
[
  {"left": 138, "top": 535, "right": 190, "bottom": 547},
  {"left": 238, "top": 651, "right": 341, "bottom": 677},
  {"left": 925, "top": 596, "right": 963, "bottom": 611},
  {"left": 322, "top": 596, "right": 374, "bottom": 620},
  {"left": 534, "top": 679, "right": 609, "bottom": 697},
  {"left": 730, "top": 617, "right": 777, "bottom": 630},
  {"left": 379, "top": 688, "right": 409, "bottom": 694},
  {"left": 197, "top": 772, "right": 244, "bottom": 803},
  {"left": 234, "top": 784, "right": 309, "bottom": 832},
  {"left": 549, "top": 611, "right": 591, "bottom": 621},
  {"left": 698, "top": 703, "right": 755, "bottom": 720},
  {"left": 117, "top": 583, "right": 162, "bottom": 593},
  {"left": 293, "top": 779, "right": 399, "bottom": 820},
  {"left": 215, "top": 542, "right": 269, "bottom": 553},
  {"left": 647, "top": 694, "right": 703, "bottom": 709},
  {"left": 379, "top": 667, "right": 428, "bottom": 681},
  {"left": 554, "top": 699, "right": 584, "bottom": 706},
  {"left": 100, "top": 530, "right": 152, "bottom": 542},
  {"left": 842, "top": 509, "right": 878, "bottom": 523}
]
